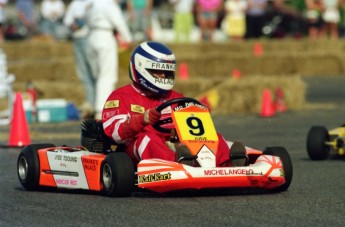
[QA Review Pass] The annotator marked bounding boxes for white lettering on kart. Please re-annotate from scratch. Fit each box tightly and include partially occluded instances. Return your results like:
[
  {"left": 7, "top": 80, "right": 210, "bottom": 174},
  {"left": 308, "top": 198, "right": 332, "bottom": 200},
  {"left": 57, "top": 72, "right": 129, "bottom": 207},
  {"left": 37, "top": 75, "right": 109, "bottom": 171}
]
[
  {"left": 55, "top": 179, "right": 78, "bottom": 186},
  {"left": 174, "top": 102, "right": 208, "bottom": 111},
  {"left": 204, "top": 169, "right": 255, "bottom": 176},
  {"left": 82, "top": 159, "right": 99, "bottom": 171}
]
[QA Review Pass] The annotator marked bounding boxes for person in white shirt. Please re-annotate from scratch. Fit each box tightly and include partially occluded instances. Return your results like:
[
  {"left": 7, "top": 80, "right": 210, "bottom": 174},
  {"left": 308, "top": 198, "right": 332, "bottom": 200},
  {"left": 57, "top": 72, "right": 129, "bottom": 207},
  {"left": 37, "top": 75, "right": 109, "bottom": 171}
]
[
  {"left": 86, "top": 0, "right": 133, "bottom": 119},
  {"left": 40, "top": 0, "right": 68, "bottom": 40},
  {"left": 64, "top": 0, "right": 96, "bottom": 119},
  {"left": 0, "top": 49, "right": 15, "bottom": 125},
  {"left": 0, "top": 0, "right": 8, "bottom": 42}
]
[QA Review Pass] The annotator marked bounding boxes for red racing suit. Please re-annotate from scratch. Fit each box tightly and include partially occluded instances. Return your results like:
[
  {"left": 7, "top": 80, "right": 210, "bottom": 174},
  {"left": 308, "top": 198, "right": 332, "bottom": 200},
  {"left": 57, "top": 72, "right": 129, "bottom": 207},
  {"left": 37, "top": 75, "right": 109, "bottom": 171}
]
[{"left": 102, "top": 83, "right": 231, "bottom": 166}]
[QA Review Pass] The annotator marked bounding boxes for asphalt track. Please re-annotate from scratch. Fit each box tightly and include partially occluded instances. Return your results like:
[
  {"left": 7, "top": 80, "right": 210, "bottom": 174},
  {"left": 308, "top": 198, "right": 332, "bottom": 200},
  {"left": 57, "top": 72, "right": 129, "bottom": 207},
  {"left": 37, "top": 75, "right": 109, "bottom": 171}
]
[{"left": 1, "top": 76, "right": 345, "bottom": 226}]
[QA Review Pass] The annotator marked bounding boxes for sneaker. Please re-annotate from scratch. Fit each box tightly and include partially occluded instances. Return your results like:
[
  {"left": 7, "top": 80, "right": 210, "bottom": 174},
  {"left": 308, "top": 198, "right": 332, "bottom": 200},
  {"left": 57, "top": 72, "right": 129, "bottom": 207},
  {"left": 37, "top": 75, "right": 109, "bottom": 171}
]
[
  {"left": 230, "top": 141, "right": 248, "bottom": 167},
  {"left": 175, "top": 144, "right": 197, "bottom": 166}
]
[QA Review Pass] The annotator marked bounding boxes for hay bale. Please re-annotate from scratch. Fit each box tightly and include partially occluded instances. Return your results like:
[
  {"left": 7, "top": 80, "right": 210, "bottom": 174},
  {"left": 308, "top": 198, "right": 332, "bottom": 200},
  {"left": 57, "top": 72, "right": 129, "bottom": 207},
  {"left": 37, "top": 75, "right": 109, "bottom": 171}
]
[
  {"left": 8, "top": 58, "right": 77, "bottom": 82},
  {"left": 214, "top": 75, "right": 306, "bottom": 115},
  {"left": 13, "top": 80, "right": 84, "bottom": 106},
  {"left": 174, "top": 78, "right": 223, "bottom": 98},
  {"left": 1, "top": 40, "right": 73, "bottom": 60},
  {"left": 12, "top": 75, "right": 306, "bottom": 115},
  {"left": 296, "top": 53, "right": 344, "bottom": 75},
  {"left": 176, "top": 52, "right": 345, "bottom": 78},
  {"left": 170, "top": 39, "right": 345, "bottom": 58}
]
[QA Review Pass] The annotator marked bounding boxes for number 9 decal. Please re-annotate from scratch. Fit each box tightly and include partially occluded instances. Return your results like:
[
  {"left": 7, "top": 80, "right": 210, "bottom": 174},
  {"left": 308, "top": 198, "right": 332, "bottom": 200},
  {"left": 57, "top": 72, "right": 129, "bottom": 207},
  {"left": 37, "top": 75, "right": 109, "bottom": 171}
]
[{"left": 186, "top": 117, "right": 205, "bottom": 136}]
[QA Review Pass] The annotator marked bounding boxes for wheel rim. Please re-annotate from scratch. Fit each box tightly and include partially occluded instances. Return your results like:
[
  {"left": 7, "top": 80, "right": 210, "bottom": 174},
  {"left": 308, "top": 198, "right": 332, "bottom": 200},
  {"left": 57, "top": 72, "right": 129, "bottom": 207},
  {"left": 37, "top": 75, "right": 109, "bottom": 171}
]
[
  {"left": 18, "top": 156, "right": 28, "bottom": 181},
  {"left": 102, "top": 164, "right": 112, "bottom": 189}
]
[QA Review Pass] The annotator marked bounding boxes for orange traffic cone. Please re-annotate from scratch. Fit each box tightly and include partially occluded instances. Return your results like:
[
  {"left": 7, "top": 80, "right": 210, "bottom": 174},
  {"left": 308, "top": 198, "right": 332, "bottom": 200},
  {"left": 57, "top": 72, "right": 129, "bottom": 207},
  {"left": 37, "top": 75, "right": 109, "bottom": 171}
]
[
  {"left": 259, "top": 89, "right": 275, "bottom": 118},
  {"left": 8, "top": 92, "right": 31, "bottom": 147},
  {"left": 232, "top": 69, "right": 241, "bottom": 79},
  {"left": 253, "top": 42, "right": 263, "bottom": 57},
  {"left": 178, "top": 62, "right": 189, "bottom": 80},
  {"left": 274, "top": 87, "right": 287, "bottom": 112}
]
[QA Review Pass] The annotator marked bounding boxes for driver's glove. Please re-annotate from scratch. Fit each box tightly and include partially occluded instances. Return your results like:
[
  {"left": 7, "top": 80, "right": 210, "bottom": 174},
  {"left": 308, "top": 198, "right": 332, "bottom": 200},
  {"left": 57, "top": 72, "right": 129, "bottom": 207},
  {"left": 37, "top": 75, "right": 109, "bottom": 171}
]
[{"left": 144, "top": 108, "right": 161, "bottom": 125}]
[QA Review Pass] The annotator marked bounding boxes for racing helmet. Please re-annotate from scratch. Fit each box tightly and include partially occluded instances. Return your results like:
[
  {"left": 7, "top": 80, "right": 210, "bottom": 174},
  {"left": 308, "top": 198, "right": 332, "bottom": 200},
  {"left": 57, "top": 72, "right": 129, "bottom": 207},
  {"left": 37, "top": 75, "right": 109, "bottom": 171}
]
[{"left": 129, "top": 41, "right": 176, "bottom": 95}]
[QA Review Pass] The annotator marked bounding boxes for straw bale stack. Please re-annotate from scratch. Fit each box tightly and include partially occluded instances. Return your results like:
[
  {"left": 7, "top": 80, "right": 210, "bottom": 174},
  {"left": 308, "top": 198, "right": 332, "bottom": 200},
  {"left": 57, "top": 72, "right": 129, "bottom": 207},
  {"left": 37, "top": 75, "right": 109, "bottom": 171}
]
[
  {"left": 0, "top": 39, "right": 338, "bottom": 115},
  {"left": 212, "top": 75, "right": 306, "bottom": 115}
]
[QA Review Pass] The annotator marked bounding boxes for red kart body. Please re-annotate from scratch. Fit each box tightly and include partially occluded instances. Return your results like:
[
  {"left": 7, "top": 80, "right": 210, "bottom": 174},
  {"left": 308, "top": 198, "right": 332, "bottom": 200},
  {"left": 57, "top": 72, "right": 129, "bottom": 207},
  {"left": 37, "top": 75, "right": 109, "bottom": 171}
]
[{"left": 17, "top": 98, "right": 292, "bottom": 196}]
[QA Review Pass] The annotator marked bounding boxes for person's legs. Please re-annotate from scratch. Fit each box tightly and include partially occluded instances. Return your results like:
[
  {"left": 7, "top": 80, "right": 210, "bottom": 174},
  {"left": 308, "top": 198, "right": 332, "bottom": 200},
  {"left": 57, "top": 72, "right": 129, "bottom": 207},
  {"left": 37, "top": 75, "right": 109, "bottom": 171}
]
[
  {"left": 173, "top": 12, "right": 183, "bottom": 42},
  {"left": 216, "top": 133, "right": 247, "bottom": 167},
  {"left": 207, "top": 18, "right": 218, "bottom": 41},
  {"left": 126, "top": 132, "right": 175, "bottom": 164},
  {"left": 329, "top": 22, "right": 339, "bottom": 39},
  {"left": 182, "top": 12, "right": 194, "bottom": 42},
  {"left": 215, "top": 133, "right": 231, "bottom": 166},
  {"left": 73, "top": 38, "right": 96, "bottom": 107},
  {"left": 197, "top": 12, "right": 208, "bottom": 40},
  {"left": 94, "top": 32, "right": 118, "bottom": 118}
]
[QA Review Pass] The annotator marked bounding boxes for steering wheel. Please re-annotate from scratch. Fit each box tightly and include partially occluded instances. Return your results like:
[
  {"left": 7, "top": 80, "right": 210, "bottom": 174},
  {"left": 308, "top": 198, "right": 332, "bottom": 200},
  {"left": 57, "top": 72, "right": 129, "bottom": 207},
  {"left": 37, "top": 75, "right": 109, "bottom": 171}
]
[{"left": 153, "top": 97, "right": 204, "bottom": 133}]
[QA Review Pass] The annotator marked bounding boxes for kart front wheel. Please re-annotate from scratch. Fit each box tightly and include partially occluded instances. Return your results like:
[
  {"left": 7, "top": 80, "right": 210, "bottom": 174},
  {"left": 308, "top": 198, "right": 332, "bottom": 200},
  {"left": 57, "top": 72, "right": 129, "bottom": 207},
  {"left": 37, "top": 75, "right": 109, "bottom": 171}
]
[
  {"left": 101, "top": 152, "right": 135, "bottom": 197},
  {"left": 306, "top": 126, "right": 330, "bottom": 160},
  {"left": 17, "top": 143, "right": 55, "bottom": 190},
  {"left": 263, "top": 147, "right": 293, "bottom": 192}
]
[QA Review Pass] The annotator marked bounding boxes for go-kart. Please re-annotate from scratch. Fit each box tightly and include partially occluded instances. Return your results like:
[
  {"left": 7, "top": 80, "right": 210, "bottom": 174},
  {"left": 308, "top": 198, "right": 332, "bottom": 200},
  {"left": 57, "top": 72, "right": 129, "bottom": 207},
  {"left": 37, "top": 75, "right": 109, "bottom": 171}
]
[
  {"left": 307, "top": 125, "right": 345, "bottom": 160},
  {"left": 17, "top": 97, "right": 293, "bottom": 197}
]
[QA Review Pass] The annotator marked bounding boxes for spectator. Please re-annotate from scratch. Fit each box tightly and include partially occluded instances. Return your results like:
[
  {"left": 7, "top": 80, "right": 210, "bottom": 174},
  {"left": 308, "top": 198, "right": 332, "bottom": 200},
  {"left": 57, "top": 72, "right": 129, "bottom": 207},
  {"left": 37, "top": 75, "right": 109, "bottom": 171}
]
[
  {"left": 0, "top": 0, "right": 7, "bottom": 42},
  {"left": 86, "top": 0, "right": 133, "bottom": 119},
  {"left": 267, "top": 0, "right": 307, "bottom": 38},
  {"left": 0, "top": 49, "right": 14, "bottom": 125},
  {"left": 64, "top": 0, "right": 96, "bottom": 119},
  {"left": 40, "top": 0, "right": 68, "bottom": 40},
  {"left": 222, "top": 0, "right": 248, "bottom": 41},
  {"left": 127, "top": 0, "right": 153, "bottom": 41},
  {"left": 339, "top": 0, "right": 345, "bottom": 37},
  {"left": 169, "top": 0, "right": 195, "bottom": 43},
  {"left": 245, "top": 0, "right": 268, "bottom": 39},
  {"left": 16, "top": 0, "right": 37, "bottom": 37},
  {"left": 305, "top": 0, "right": 324, "bottom": 39},
  {"left": 322, "top": 0, "right": 340, "bottom": 39},
  {"left": 196, "top": 0, "right": 223, "bottom": 41}
]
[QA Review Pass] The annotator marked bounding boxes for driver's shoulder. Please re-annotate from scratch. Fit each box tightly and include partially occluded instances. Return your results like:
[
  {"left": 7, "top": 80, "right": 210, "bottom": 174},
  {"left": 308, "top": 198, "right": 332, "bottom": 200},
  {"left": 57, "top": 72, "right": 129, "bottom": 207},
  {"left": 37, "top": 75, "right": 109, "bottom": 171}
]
[{"left": 170, "top": 89, "right": 184, "bottom": 98}]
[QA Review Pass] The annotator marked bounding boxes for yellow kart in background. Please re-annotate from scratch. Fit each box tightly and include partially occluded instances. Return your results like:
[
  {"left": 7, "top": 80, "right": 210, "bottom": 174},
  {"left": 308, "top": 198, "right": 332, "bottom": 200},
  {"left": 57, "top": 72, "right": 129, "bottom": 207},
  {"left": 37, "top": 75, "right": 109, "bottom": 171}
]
[{"left": 307, "top": 125, "right": 345, "bottom": 160}]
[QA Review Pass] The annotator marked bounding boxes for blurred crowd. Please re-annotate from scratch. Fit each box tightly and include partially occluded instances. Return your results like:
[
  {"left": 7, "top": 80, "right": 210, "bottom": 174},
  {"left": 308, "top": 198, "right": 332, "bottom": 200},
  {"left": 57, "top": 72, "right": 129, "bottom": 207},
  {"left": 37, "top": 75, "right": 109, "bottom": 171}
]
[
  {"left": 1, "top": 0, "right": 345, "bottom": 119},
  {"left": 0, "top": 0, "right": 345, "bottom": 43}
]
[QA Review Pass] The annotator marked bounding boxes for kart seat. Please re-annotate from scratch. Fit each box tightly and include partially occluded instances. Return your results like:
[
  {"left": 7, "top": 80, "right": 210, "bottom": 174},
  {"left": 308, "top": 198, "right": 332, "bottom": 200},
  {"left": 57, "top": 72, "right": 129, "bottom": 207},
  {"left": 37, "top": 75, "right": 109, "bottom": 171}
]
[{"left": 81, "top": 119, "right": 121, "bottom": 153}]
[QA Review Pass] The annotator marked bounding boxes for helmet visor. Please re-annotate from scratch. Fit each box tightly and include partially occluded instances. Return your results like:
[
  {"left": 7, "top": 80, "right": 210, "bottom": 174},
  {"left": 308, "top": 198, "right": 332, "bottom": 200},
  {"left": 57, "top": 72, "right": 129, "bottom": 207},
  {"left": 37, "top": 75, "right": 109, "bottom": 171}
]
[{"left": 146, "top": 69, "right": 175, "bottom": 79}]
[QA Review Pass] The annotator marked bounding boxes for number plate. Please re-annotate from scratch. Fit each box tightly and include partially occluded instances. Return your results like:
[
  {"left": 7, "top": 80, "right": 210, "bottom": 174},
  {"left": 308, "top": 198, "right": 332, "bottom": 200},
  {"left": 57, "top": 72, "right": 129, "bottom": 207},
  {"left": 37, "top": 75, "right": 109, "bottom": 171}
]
[{"left": 172, "top": 106, "right": 219, "bottom": 155}]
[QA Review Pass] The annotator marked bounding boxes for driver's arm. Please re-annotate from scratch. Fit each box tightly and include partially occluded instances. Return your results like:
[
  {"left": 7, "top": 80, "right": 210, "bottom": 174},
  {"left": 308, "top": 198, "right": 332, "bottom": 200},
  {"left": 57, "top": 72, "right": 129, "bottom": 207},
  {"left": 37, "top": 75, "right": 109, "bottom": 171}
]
[
  {"left": 102, "top": 93, "right": 161, "bottom": 143},
  {"left": 120, "top": 109, "right": 161, "bottom": 139}
]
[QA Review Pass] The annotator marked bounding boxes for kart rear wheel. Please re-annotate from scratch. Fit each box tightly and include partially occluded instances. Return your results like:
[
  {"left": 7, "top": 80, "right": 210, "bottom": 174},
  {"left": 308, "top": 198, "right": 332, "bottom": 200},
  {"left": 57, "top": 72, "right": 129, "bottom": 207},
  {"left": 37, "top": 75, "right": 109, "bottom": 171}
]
[
  {"left": 306, "top": 126, "right": 330, "bottom": 160},
  {"left": 263, "top": 147, "right": 293, "bottom": 192},
  {"left": 17, "top": 143, "right": 55, "bottom": 190},
  {"left": 101, "top": 152, "right": 135, "bottom": 197}
]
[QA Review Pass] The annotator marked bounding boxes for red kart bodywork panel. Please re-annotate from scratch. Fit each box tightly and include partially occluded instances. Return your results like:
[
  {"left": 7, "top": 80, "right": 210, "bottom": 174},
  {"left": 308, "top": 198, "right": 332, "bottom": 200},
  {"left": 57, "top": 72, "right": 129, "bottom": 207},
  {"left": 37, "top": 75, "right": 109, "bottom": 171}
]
[
  {"left": 37, "top": 147, "right": 106, "bottom": 191},
  {"left": 137, "top": 155, "right": 285, "bottom": 193}
]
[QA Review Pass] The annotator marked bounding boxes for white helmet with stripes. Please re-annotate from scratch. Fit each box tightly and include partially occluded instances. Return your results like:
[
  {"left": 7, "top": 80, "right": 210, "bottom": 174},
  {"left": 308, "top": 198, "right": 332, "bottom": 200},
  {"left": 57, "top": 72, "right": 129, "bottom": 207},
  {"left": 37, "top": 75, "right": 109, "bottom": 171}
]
[{"left": 129, "top": 41, "right": 176, "bottom": 95}]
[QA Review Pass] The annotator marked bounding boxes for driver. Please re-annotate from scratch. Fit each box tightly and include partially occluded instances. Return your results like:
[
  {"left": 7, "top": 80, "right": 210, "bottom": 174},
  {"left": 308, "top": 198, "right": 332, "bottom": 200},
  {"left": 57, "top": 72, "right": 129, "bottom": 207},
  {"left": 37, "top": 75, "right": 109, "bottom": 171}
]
[{"left": 101, "top": 41, "right": 247, "bottom": 167}]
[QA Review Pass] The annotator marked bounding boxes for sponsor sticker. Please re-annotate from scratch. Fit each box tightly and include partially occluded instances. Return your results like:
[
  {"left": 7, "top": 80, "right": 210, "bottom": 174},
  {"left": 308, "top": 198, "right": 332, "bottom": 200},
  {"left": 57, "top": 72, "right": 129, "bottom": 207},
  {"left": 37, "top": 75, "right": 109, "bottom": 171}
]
[
  {"left": 103, "top": 110, "right": 119, "bottom": 118},
  {"left": 104, "top": 100, "right": 119, "bottom": 109},
  {"left": 204, "top": 169, "right": 255, "bottom": 176},
  {"left": 138, "top": 173, "right": 171, "bottom": 183},
  {"left": 150, "top": 62, "right": 175, "bottom": 71},
  {"left": 82, "top": 159, "right": 99, "bottom": 171},
  {"left": 131, "top": 104, "right": 145, "bottom": 113}
]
